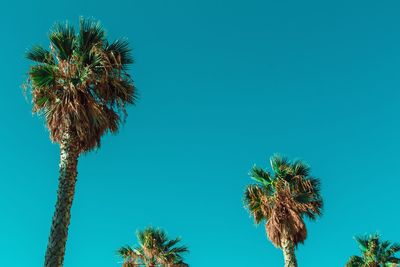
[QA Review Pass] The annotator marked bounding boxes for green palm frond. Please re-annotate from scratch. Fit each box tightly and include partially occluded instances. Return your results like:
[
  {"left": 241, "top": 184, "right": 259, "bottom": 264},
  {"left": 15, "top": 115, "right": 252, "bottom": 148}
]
[
  {"left": 29, "top": 65, "right": 57, "bottom": 88},
  {"left": 291, "top": 160, "right": 311, "bottom": 177},
  {"left": 26, "top": 45, "right": 54, "bottom": 64},
  {"left": 355, "top": 235, "right": 370, "bottom": 252},
  {"left": 388, "top": 243, "right": 400, "bottom": 256},
  {"left": 78, "top": 17, "right": 105, "bottom": 55},
  {"left": 307, "top": 177, "right": 321, "bottom": 193},
  {"left": 105, "top": 39, "right": 134, "bottom": 66},
  {"left": 249, "top": 165, "right": 272, "bottom": 186},
  {"left": 138, "top": 227, "right": 168, "bottom": 247},
  {"left": 345, "top": 255, "right": 364, "bottom": 267},
  {"left": 117, "top": 246, "right": 135, "bottom": 257},
  {"left": 169, "top": 245, "right": 189, "bottom": 254},
  {"left": 49, "top": 21, "right": 75, "bottom": 60},
  {"left": 164, "top": 238, "right": 182, "bottom": 250},
  {"left": 270, "top": 154, "right": 290, "bottom": 176}
]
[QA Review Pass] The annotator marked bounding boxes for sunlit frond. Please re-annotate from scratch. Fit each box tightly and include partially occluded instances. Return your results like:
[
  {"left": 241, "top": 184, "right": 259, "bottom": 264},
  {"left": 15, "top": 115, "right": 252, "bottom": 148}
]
[{"left": 249, "top": 165, "right": 271, "bottom": 184}]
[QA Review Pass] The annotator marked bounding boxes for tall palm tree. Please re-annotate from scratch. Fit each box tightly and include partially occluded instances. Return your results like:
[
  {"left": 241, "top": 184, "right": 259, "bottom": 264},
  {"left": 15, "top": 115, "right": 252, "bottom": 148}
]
[
  {"left": 25, "top": 18, "right": 136, "bottom": 267},
  {"left": 346, "top": 234, "right": 400, "bottom": 267},
  {"left": 244, "top": 155, "right": 323, "bottom": 267},
  {"left": 118, "top": 227, "right": 189, "bottom": 267}
]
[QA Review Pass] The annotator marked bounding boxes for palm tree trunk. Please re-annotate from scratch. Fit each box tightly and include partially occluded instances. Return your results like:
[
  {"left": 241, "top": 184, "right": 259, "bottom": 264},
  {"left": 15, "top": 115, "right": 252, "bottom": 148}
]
[
  {"left": 44, "top": 131, "right": 79, "bottom": 267},
  {"left": 281, "top": 238, "right": 297, "bottom": 267}
]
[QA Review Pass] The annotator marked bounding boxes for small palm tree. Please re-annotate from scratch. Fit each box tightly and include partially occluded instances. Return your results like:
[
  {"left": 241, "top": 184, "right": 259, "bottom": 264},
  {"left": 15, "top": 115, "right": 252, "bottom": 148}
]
[
  {"left": 346, "top": 234, "right": 400, "bottom": 267},
  {"left": 244, "top": 155, "right": 323, "bottom": 267},
  {"left": 25, "top": 18, "right": 136, "bottom": 267},
  {"left": 118, "top": 227, "right": 189, "bottom": 267}
]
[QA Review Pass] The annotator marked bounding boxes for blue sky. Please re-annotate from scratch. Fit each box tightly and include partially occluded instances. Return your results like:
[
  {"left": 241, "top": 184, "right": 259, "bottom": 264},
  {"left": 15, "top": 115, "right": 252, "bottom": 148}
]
[{"left": 0, "top": 0, "right": 399, "bottom": 266}]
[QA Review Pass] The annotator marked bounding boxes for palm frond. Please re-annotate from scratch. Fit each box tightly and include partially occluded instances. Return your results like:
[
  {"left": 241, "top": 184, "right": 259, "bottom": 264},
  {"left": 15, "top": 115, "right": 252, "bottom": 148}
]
[
  {"left": 292, "top": 160, "right": 310, "bottom": 177},
  {"left": 388, "top": 246, "right": 400, "bottom": 261},
  {"left": 29, "top": 65, "right": 57, "bottom": 88},
  {"left": 117, "top": 246, "right": 135, "bottom": 257},
  {"left": 49, "top": 21, "right": 75, "bottom": 60},
  {"left": 249, "top": 165, "right": 272, "bottom": 185},
  {"left": 26, "top": 45, "right": 54, "bottom": 64},
  {"left": 105, "top": 39, "right": 134, "bottom": 66},
  {"left": 355, "top": 235, "right": 369, "bottom": 250},
  {"left": 345, "top": 255, "right": 364, "bottom": 267},
  {"left": 172, "top": 247, "right": 189, "bottom": 255},
  {"left": 164, "top": 237, "right": 182, "bottom": 250},
  {"left": 270, "top": 154, "right": 289, "bottom": 175},
  {"left": 94, "top": 76, "right": 136, "bottom": 107},
  {"left": 78, "top": 17, "right": 105, "bottom": 56},
  {"left": 244, "top": 185, "right": 266, "bottom": 224}
]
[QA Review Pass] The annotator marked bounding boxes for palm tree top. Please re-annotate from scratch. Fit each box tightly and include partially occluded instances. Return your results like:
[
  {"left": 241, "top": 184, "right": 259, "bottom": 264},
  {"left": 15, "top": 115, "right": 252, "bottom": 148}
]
[
  {"left": 25, "top": 17, "right": 136, "bottom": 152},
  {"left": 346, "top": 234, "right": 400, "bottom": 267},
  {"left": 244, "top": 155, "right": 323, "bottom": 248},
  {"left": 118, "top": 227, "right": 189, "bottom": 267},
  {"left": 250, "top": 155, "right": 313, "bottom": 187}
]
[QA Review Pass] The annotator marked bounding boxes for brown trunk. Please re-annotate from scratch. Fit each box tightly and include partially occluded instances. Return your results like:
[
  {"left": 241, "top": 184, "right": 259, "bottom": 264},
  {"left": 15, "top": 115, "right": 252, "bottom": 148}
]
[
  {"left": 281, "top": 238, "right": 297, "bottom": 267},
  {"left": 44, "top": 131, "right": 79, "bottom": 267}
]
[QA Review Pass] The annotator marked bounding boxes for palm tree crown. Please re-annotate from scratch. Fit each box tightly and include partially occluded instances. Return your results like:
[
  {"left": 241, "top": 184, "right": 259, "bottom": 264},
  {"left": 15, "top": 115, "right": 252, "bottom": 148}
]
[
  {"left": 244, "top": 155, "right": 323, "bottom": 247},
  {"left": 26, "top": 17, "right": 136, "bottom": 152},
  {"left": 346, "top": 234, "right": 400, "bottom": 267},
  {"left": 244, "top": 155, "right": 323, "bottom": 267},
  {"left": 118, "top": 227, "right": 189, "bottom": 267}
]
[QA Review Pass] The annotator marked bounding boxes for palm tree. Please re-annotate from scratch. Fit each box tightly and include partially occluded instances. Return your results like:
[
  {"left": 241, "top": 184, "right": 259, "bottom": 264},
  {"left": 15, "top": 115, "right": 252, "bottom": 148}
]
[
  {"left": 25, "top": 18, "right": 136, "bottom": 267},
  {"left": 118, "top": 227, "right": 189, "bottom": 267},
  {"left": 244, "top": 155, "right": 323, "bottom": 267},
  {"left": 346, "top": 234, "right": 400, "bottom": 267}
]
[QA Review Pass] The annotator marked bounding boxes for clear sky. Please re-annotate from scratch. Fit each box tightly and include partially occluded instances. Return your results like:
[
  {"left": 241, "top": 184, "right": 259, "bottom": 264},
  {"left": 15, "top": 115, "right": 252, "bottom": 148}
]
[{"left": 0, "top": 0, "right": 399, "bottom": 266}]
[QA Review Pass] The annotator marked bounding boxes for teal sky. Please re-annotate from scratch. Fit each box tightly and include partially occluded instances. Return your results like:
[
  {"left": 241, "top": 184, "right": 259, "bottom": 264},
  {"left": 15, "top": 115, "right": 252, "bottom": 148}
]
[{"left": 1, "top": 0, "right": 399, "bottom": 266}]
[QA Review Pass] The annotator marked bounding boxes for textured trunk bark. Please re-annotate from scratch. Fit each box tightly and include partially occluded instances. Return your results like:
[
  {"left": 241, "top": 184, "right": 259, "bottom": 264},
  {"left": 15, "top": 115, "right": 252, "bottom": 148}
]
[
  {"left": 281, "top": 238, "right": 297, "bottom": 267},
  {"left": 44, "top": 131, "right": 79, "bottom": 267}
]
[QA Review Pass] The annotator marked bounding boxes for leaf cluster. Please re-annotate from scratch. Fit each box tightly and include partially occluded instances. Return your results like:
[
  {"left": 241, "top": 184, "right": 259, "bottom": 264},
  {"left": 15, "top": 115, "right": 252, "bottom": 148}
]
[
  {"left": 26, "top": 17, "right": 136, "bottom": 152},
  {"left": 118, "top": 227, "right": 189, "bottom": 267},
  {"left": 346, "top": 234, "right": 400, "bottom": 267},
  {"left": 244, "top": 155, "right": 323, "bottom": 248}
]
